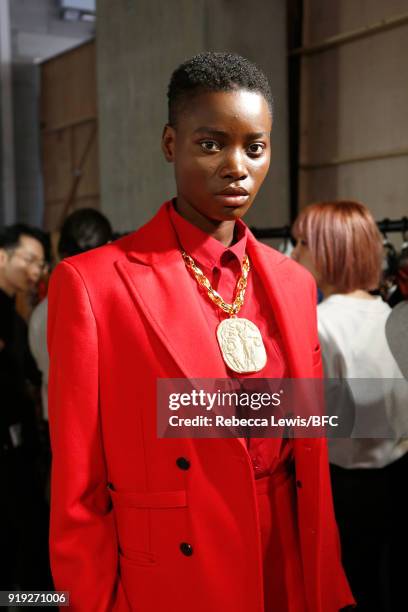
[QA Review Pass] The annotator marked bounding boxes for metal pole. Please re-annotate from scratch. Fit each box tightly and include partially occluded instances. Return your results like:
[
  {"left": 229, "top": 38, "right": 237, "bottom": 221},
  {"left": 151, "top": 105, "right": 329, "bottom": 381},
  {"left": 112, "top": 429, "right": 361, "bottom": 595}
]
[{"left": 0, "top": 0, "right": 16, "bottom": 224}]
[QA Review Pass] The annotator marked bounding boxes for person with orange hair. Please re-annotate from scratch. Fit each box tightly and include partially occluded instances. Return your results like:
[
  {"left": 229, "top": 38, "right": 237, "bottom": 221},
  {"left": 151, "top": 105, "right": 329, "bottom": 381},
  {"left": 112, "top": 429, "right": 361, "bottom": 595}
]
[{"left": 292, "top": 200, "right": 408, "bottom": 612}]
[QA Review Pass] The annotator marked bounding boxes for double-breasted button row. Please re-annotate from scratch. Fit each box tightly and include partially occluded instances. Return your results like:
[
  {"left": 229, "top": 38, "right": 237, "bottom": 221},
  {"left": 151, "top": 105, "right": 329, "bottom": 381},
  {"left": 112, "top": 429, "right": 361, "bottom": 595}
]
[
  {"left": 176, "top": 459, "right": 193, "bottom": 556},
  {"left": 176, "top": 456, "right": 190, "bottom": 470},
  {"left": 180, "top": 542, "right": 193, "bottom": 556}
]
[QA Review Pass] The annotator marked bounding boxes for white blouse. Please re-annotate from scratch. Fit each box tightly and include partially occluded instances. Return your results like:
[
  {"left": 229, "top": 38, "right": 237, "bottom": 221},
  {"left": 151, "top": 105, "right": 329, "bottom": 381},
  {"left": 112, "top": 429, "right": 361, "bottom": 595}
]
[{"left": 317, "top": 294, "right": 408, "bottom": 469}]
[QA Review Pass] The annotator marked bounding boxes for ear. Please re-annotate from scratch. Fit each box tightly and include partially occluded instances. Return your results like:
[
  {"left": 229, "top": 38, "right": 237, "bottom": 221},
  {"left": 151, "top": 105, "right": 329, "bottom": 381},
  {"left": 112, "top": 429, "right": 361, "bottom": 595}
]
[{"left": 161, "top": 124, "right": 176, "bottom": 162}]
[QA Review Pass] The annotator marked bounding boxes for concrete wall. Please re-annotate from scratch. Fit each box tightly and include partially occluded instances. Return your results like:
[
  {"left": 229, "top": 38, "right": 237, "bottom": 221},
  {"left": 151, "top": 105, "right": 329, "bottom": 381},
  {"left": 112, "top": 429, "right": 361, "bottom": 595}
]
[
  {"left": 12, "top": 62, "right": 44, "bottom": 225},
  {"left": 96, "top": 0, "right": 289, "bottom": 232},
  {"left": 299, "top": 0, "right": 408, "bottom": 222}
]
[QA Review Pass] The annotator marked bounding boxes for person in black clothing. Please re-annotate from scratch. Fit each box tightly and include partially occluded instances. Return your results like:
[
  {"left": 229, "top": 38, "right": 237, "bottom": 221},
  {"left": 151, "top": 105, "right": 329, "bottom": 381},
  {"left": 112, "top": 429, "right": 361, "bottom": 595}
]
[{"left": 0, "top": 223, "right": 52, "bottom": 589}]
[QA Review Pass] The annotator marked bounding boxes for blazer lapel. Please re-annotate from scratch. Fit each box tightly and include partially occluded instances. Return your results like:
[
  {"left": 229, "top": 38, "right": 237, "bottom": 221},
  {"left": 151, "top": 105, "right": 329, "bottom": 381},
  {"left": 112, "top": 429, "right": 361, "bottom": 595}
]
[
  {"left": 247, "top": 235, "right": 313, "bottom": 378},
  {"left": 115, "top": 202, "right": 228, "bottom": 380},
  {"left": 116, "top": 253, "right": 228, "bottom": 379}
]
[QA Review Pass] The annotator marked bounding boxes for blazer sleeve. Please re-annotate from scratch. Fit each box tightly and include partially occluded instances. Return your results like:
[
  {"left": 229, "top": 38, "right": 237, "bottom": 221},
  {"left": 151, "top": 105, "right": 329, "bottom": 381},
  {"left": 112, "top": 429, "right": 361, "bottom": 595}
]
[
  {"left": 309, "top": 278, "right": 324, "bottom": 379},
  {"left": 47, "top": 261, "right": 121, "bottom": 611}
]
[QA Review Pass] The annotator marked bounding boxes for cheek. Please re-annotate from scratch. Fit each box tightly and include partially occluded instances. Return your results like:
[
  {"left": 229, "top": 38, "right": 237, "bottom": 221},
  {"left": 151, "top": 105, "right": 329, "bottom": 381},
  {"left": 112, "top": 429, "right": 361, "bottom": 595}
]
[
  {"left": 9, "top": 262, "right": 27, "bottom": 283},
  {"left": 251, "top": 158, "right": 270, "bottom": 186},
  {"left": 175, "top": 156, "right": 216, "bottom": 187}
]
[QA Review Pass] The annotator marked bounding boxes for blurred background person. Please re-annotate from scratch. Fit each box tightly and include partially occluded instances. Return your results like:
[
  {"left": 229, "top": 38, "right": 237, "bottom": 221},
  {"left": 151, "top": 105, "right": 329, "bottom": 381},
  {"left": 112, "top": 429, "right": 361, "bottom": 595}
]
[
  {"left": 29, "top": 208, "right": 113, "bottom": 423},
  {"left": 386, "top": 299, "right": 408, "bottom": 379},
  {"left": 0, "top": 223, "right": 51, "bottom": 589},
  {"left": 291, "top": 200, "right": 408, "bottom": 612},
  {"left": 29, "top": 208, "right": 113, "bottom": 519}
]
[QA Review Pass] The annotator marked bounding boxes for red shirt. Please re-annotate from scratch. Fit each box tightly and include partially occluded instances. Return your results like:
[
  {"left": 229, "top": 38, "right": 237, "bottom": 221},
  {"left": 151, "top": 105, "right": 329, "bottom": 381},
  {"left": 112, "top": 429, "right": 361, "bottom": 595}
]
[{"left": 169, "top": 203, "right": 292, "bottom": 477}]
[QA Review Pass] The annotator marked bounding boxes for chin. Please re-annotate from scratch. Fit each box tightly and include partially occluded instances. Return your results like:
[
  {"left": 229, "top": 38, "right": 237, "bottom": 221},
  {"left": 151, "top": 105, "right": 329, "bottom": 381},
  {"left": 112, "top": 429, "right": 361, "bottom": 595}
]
[
  {"left": 221, "top": 205, "right": 250, "bottom": 219},
  {"left": 211, "top": 209, "right": 243, "bottom": 222}
]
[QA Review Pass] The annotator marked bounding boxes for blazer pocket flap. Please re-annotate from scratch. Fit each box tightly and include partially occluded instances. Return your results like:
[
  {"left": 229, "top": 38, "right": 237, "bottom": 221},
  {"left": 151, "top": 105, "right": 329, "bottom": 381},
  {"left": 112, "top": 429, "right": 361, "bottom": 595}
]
[
  {"left": 119, "top": 547, "right": 157, "bottom": 566},
  {"left": 109, "top": 488, "right": 187, "bottom": 508}
]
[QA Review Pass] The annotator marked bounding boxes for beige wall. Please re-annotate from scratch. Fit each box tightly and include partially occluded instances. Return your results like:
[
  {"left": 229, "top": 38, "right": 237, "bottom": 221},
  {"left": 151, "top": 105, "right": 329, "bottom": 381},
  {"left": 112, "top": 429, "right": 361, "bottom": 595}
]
[
  {"left": 299, "top": 0, "right": 408, "bottom": 221},
  {"left": 96, "top": 0, "right": 289, "bottom": 232}
]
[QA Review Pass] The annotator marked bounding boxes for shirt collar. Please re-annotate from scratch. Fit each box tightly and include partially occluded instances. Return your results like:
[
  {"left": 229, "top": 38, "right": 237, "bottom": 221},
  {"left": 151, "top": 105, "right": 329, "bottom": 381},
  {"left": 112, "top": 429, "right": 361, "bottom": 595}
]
[{"left": 169, "top": 200, "right": 247, "bottom": 271}]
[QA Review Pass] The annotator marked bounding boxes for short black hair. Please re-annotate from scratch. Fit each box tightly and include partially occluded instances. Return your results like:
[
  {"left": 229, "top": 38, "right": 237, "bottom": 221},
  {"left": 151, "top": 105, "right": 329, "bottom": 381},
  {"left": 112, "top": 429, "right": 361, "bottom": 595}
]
[
  {"left": 167, "top": 51, "right": 273, "bottom": 126},
  {"left": 0, "top": 223, "right": 49, "bottom": 257},
  {"left": 58, "top": 208, "right": 113, "bottom": 258}
]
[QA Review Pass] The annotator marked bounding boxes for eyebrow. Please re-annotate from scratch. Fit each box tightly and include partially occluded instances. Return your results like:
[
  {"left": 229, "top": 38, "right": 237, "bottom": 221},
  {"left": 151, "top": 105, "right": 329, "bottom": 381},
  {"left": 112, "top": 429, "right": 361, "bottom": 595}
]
[{"left": 193, "top": 127, "right": 267, "bottom": 139}]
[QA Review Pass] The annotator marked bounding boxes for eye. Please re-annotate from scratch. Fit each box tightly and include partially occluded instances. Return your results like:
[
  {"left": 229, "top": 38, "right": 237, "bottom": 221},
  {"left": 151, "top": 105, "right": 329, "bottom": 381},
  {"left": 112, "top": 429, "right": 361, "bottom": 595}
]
[
  {"left": 247, "top": 143, "right": 265, "bottom": 157},
  {"left": 200, "top": 140, "right": 221, "bottom": 153}
]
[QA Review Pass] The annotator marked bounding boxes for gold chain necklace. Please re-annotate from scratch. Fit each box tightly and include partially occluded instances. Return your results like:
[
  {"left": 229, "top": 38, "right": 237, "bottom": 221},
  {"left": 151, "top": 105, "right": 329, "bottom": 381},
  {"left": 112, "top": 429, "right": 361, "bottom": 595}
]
[
  {"left": 181, "top": 250, "right": 267, "bottom": 374},
  {"left": 181, "top": 251, "right": 250, "bottom": 316}
]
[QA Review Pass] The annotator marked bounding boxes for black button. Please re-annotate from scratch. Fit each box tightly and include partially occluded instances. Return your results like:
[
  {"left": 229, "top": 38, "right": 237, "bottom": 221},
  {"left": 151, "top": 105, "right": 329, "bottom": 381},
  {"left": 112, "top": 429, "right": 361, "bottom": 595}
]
[
  {"left": 296, "top": 480, "right": 302, "bottom": 488},
  {"left": 180, "top": 542, "right": 193, "bottom": 556},
  {"left": 176, "top": 457, "right": 190, "bottom": 470}
]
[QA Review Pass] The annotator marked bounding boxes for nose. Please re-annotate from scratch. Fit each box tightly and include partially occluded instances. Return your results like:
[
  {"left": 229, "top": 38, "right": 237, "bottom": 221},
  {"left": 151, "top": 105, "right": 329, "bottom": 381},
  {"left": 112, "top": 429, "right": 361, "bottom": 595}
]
[
  {"left": 29, "top": 267, "right": 42, "bottom": 283},
  {"left": 220, "top": 148, "right": 248, "bottom": 181}
]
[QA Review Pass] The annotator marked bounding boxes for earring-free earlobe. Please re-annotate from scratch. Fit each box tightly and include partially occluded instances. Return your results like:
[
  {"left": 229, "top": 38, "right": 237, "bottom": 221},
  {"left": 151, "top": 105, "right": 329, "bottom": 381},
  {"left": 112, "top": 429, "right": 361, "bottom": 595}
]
[{"left": 161, "top": 124, "right": 175, "bottom": 162}]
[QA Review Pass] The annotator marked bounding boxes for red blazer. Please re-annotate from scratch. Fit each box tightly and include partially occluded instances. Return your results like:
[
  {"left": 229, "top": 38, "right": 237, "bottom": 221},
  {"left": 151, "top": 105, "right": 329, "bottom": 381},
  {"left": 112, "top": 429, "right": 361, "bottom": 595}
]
[{"left": 48, "top": 201, "right": 354, "bottom": 612}]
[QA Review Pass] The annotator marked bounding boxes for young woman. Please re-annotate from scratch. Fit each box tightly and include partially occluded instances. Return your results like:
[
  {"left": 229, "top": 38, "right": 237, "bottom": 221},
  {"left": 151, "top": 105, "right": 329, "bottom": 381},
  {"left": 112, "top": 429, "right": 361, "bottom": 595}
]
[
  {"left": 292, "top": 200, "right": 408, "bottom": 612},
  {"left": 48, "top": 53, "right": 353, "bottom": 612}
]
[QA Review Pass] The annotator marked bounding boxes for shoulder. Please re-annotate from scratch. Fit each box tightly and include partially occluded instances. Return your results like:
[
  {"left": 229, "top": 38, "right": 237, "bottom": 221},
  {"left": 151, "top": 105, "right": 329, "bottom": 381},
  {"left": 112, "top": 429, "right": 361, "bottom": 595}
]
[
  {"left": 57, "top": 202, "right": 172, "bottom": 280},
  {"left": 250, "top": 237, "right": 316, "bottom": 286},
  {"left": 317, "top": 299, "right": 340, "bottom": 336}
]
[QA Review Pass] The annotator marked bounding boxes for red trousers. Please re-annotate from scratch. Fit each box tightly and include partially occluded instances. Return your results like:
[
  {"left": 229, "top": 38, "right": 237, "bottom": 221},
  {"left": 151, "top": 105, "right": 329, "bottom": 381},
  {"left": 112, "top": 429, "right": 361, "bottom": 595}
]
[{"left": 256, "top": 466, "right": 308, "bottom": 612}]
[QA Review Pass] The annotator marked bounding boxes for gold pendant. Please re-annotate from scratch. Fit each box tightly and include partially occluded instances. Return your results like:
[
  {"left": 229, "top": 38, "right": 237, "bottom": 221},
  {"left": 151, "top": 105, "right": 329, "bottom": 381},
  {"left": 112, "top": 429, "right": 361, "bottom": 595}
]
[{"left": 216, "top": 317, "right": 267, "bottom": 374}]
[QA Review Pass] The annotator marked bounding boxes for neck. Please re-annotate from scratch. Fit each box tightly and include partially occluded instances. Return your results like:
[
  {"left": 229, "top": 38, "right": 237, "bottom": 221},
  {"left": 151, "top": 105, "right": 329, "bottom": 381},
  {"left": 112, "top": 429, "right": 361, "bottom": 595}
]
[
  {"left": 321, "top": 285, "right": 375, "bottom": 300},
  {"left": 343, "top": 289, "right": 376, "bottom": 300},
  {"left": 174, "top": 198, "right": 235, "bottom": 247},
  {"left": 0, "top": 276, "right": 15, "bottom": 298}
]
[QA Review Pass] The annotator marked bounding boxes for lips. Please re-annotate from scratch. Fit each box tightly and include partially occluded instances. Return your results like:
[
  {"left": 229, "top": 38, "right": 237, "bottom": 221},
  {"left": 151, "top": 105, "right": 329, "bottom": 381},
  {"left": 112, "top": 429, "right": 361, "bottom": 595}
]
[
  {"left": 215, "top": 186, "right": 250, "bottom": 207},
  {"left": 217, "top": 186, "right": 249, "bottom": 196}
]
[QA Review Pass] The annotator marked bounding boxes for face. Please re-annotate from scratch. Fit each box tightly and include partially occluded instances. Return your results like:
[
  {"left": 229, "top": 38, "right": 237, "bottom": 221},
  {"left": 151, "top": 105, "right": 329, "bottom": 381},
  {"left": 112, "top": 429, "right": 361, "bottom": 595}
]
[
  {"left": 0, "top": 235, "right": 46, "bottom": 296},
  {"left": 162, "top": 89, "right": 272, "bottom": 226},
  {"left": 291, "top": 238, "right": 319, "bottom": 281}
]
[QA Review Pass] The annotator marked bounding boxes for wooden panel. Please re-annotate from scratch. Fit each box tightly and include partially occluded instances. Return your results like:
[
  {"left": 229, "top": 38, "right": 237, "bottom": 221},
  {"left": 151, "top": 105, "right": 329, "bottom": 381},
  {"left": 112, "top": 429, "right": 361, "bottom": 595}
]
[
  {"left": 41, "top": 129, "right": 72, "bottom": 202},
  {"left": 72, "top": 121, "right": 99, "bottom": 198},
  {"left": 40, "top": 40, "right": 97, "bottom": 132},
  {"left": 41, "top": 39, "right": 100, "bottom": 232}
]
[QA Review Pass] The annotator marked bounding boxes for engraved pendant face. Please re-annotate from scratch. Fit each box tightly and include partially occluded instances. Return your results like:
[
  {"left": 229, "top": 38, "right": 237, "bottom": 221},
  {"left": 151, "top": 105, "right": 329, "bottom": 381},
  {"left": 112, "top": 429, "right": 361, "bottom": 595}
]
[{"left": 216, "top": 317, "right": 267, "bottom": 374}]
